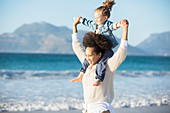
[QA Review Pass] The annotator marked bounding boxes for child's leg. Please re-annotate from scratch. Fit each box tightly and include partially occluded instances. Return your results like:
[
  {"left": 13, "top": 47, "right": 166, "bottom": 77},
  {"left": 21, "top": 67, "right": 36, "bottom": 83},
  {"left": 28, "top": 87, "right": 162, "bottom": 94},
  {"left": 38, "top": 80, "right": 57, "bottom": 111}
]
[
  {"left": 70, "top": 59, "right": 89, "bottom": 83},
  {"left": 100, "top": 49, "right": 114, "bottom": 62},
  {"left": 95, "top": 49, "right": 114, "bottom": 81},
  {"left": 80, "top": 58, "right": 90, "bottom": 73}
]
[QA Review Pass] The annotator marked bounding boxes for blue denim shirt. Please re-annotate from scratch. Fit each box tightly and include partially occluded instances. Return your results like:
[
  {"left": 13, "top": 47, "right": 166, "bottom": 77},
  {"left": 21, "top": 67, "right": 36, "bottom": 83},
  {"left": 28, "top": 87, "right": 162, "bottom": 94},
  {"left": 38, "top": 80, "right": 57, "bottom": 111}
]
[{"left": 81, "top": 17, "right": 118, "bottom": 48}]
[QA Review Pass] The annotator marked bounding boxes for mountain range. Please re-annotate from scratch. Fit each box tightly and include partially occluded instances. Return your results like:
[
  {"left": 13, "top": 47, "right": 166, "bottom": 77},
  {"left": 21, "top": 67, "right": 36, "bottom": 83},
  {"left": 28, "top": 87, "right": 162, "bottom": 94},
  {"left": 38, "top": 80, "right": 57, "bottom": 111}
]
[
  {"left": 0, "top": 22, "right": 169, "bottom": 56},
  {"left": 137, "top": 31, "right": 170, "bottom": 56}
]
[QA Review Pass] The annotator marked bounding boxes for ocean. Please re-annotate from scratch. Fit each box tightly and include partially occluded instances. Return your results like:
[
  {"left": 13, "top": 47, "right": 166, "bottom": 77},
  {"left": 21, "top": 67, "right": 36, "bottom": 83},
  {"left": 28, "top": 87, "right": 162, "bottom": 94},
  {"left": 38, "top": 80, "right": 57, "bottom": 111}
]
[{"left": 0, "top": 53, "right": 170, "bottom": 112}]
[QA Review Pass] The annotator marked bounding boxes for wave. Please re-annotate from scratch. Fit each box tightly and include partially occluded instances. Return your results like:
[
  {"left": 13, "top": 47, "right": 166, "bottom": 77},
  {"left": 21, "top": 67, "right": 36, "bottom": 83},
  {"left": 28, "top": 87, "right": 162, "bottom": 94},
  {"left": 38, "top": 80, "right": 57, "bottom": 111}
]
[
  {"left": 116, "top": 71, "right": 170, "bottom": 77},
  {"left": 0, "top": 69, "right": 79, "bottom": 80},
  {"left": 0, "top": 70, "right": 170, "bottom": 80}
]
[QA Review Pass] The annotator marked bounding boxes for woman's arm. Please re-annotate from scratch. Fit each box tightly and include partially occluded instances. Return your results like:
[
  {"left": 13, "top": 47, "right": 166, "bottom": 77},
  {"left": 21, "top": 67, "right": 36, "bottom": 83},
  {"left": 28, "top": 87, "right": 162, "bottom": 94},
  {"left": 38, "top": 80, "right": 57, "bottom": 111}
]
[
  {"left": 72, "top": 17, "right": 86, "bottom": 64},
  {"left": 73, "top": 17, "right": 81, "bottom": 34},
  {"left": 107, "top": 19, "right": 129, "bottom": 72},
  {"left": 121, "top": 19, "right": 128, "bottom": 41}
]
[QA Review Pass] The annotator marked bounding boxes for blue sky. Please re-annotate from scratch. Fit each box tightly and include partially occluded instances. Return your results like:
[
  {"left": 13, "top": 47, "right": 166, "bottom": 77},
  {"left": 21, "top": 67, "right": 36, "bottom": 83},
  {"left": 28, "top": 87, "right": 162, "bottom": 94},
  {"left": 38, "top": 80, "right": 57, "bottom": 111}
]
[{"left": 0, "top": 0, "right": 170, "bottom": 46}]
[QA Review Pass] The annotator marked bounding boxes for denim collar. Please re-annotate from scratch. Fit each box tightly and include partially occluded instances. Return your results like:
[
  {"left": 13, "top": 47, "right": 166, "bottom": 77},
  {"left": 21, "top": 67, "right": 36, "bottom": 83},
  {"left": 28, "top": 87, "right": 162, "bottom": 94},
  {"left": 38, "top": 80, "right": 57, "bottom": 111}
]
[{"left": 97, "top": 20, "right": 108, "bottom": 28}]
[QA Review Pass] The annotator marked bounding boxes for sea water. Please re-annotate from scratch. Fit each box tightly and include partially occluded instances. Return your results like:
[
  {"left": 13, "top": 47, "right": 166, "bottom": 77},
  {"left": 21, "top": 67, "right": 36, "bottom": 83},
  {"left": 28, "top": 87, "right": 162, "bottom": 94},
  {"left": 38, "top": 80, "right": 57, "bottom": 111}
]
[{"left": 0, "top": 53, "right": 170, "bottom": 112}]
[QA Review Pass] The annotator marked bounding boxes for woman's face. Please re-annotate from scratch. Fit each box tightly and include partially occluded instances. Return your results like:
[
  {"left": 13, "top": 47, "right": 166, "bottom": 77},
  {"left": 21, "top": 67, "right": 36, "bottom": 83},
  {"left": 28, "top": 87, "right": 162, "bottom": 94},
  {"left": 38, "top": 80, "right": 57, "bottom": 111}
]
[
  {"left": 85, "top": 47, "right": 102, "bottom": 66},
  {"left": 94, "top": 10, "right": 107, "bottom": 25}
]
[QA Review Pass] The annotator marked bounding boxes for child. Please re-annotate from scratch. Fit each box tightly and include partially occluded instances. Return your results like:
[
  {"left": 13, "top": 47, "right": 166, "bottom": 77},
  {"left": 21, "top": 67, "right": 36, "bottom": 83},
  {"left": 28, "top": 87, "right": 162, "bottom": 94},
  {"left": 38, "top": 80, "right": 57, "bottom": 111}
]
[{"left": 71, "top": 0, "right": 120, "bottom": 86}]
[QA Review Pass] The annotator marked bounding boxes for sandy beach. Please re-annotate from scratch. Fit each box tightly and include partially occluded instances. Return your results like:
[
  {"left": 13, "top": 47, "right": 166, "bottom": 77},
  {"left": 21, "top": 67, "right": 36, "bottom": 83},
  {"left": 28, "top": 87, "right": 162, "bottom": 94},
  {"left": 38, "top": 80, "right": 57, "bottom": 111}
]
[{"left": 3, "top": 106, "right": 170, "bottom": 113}]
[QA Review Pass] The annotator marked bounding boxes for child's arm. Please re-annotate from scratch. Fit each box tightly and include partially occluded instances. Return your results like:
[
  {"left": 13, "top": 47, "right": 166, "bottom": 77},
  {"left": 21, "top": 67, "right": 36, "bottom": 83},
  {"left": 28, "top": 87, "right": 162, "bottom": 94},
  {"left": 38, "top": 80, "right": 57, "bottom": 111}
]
[
  {"left": 113, "top": 22, "right": 120, "bottom": 29},
  {"left": 109, "top": 21, "right": 121, "bottom": 30},
  {"left": 74, "top": 16, "right": 96, "bottom": 28}
]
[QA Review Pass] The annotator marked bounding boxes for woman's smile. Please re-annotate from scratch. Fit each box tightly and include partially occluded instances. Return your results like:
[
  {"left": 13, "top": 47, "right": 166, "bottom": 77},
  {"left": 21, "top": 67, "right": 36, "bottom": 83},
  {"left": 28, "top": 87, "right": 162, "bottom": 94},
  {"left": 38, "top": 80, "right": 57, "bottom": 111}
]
[{"left": 85, "top": 47, "right": 102, "bottom": 66}]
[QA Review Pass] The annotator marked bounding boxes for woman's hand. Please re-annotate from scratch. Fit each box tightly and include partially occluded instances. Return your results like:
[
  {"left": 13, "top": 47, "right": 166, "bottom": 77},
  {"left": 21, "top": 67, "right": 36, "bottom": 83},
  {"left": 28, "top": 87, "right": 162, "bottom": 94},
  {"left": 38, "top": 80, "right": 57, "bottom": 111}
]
[
  {"left": 73, "top": 16, "right": 81, "bottom": 34},
  {"left": 119, "top": 19, "right": 129, "bottom": 29},
  {"left": 119, "top": 19, "right": 129, "bottom": 40},
  {"left": 73, "top": 16, "right": 81, "bottom": 26}
]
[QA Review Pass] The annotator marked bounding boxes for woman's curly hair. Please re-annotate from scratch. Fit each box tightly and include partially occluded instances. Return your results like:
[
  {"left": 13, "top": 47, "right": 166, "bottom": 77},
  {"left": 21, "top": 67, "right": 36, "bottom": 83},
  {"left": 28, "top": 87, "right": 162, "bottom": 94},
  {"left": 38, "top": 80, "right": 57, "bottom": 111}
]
[
  {"left": 95, "top": 0, "right": 115, "bottom": 18},
  {"left": 83, "top": 32, "right": 113, "bottom": 55}
]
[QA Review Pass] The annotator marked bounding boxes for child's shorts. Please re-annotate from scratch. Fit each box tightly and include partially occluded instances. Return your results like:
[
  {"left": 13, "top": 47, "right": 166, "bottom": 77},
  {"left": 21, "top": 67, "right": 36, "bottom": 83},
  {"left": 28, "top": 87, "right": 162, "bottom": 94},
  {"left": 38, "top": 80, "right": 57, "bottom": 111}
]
[{"left": 82, "top": 102, "right": 115, "bottom": 113}]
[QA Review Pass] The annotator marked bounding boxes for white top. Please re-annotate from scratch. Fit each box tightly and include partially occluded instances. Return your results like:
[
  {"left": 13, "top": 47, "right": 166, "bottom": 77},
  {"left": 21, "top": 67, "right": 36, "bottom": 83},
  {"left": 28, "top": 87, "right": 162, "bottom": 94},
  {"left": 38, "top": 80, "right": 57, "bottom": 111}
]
[{"left": 72, "top": 33, "right": 127, "bottom": 104}]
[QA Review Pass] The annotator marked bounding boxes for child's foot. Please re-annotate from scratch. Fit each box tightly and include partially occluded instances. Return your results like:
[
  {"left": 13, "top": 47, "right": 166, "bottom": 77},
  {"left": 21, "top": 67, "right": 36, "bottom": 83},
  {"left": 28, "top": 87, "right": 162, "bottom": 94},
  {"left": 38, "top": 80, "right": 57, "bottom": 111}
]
[
  {"left": 70, "top": 72, "right": 84, "bottom": 83},
  {"left": 93, "top": 79, "right": 102, "bottom": 86},
  {"left": 70, "top": 76, "right": 82, "bottom": 82}
]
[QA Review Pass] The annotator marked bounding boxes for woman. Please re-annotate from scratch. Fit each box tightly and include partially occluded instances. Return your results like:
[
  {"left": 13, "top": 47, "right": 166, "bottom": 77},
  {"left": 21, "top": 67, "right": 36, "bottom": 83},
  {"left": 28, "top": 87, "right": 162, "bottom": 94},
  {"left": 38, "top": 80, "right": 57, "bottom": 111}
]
[{"left": 71, "top": 17, "right": 129, "bottom": 113}]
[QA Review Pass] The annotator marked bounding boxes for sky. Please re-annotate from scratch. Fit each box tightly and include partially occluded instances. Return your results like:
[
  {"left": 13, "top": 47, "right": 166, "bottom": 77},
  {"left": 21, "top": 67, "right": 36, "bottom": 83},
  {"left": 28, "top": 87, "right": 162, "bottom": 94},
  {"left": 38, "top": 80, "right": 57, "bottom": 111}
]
[{"left": 0, "top": 0, "right": 170, "bottom": 46}]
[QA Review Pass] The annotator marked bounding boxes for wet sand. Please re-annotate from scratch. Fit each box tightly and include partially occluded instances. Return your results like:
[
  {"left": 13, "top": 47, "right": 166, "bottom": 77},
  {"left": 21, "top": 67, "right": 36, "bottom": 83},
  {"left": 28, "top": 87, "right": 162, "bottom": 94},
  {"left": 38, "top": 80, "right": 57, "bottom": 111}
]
[{"left": 3, "top": 106, "right": 170, "bottom": 113}]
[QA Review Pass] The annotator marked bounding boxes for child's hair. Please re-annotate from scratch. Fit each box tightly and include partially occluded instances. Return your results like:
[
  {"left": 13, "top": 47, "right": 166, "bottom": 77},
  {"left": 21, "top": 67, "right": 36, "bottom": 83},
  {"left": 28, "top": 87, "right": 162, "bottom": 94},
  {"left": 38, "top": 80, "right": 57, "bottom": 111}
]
[{"left": 95, "top": 0, "right": 115, "bottom": 18}]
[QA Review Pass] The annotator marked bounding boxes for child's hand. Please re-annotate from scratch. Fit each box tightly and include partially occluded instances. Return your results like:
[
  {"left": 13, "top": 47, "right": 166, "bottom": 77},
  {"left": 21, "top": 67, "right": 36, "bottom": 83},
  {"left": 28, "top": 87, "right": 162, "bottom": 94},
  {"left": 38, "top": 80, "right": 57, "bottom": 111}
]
[
  {"left": 116, "top": 22, "right": 120, "bottom": 28},
  {"left": 113, "top": 23, "right": 120, "bottom": 30}
]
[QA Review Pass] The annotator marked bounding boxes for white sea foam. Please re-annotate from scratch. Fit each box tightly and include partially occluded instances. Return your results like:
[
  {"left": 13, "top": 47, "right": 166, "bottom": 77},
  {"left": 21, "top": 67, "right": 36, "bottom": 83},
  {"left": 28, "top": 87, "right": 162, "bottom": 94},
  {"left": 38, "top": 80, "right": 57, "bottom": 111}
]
[
  {"left": 0, "top": 98, "right": 84, "bottom": 112},
  {"left": 112, "top": 95, "right": 170, "bottom": 108},
  {"left": 0, "top": 96, "right": 170, "bottom": 112},
  {"left": 0, "top": 69, "right": 79, "bottom": 80}
]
